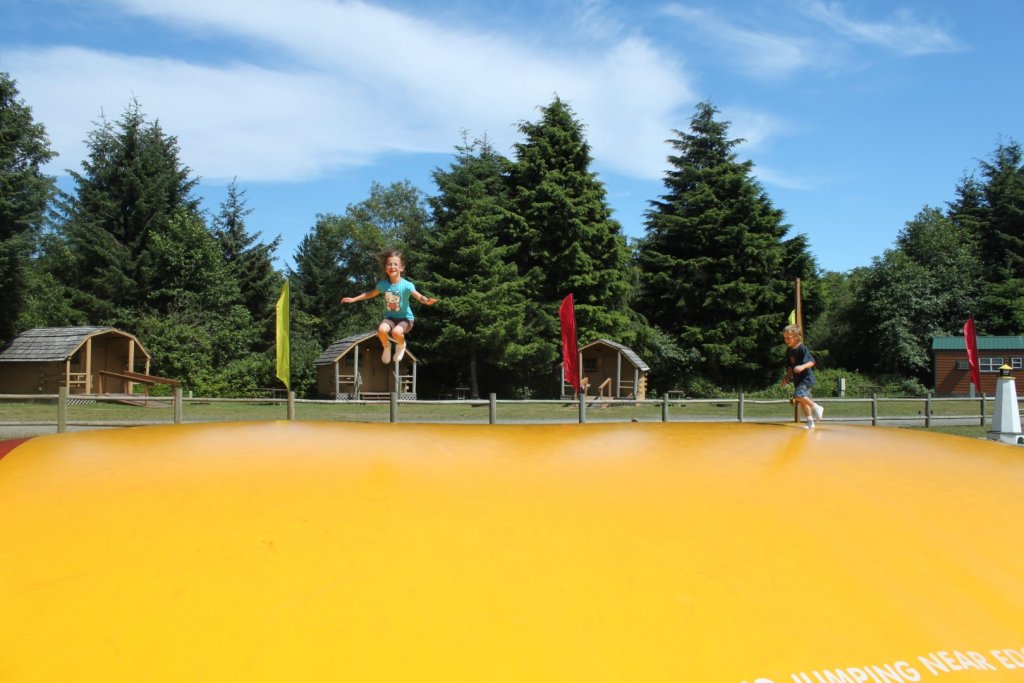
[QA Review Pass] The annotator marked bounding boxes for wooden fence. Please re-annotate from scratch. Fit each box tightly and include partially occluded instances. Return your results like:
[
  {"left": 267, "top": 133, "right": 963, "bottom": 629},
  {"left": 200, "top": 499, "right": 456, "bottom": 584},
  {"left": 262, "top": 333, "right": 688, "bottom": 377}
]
[{"left": 0, "top": 388, "right": 1007, "bottom": 433}]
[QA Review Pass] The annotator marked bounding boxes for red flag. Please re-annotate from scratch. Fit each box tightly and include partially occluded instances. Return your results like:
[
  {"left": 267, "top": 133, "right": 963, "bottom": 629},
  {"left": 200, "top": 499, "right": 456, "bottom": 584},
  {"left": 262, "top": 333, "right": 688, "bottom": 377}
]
[
  {"left": 964, "top": 316, "right": 981, "bottom": 392},
  {"left": 559, "top": 294, "right": 580, "bottom": 393}
]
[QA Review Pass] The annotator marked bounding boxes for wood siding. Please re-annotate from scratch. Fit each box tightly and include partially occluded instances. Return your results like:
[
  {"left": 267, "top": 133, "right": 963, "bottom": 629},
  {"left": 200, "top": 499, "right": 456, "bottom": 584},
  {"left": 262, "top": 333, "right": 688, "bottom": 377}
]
[{"left": 933, "top": 350, "right": 1024, "bottom": 395}]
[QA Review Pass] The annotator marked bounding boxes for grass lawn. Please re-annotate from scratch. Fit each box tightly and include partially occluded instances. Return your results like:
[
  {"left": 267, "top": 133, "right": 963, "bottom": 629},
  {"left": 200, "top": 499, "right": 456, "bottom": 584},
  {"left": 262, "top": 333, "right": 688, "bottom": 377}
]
[{"left": 0, "top": 395, "right": 1003, "bottom": 440}]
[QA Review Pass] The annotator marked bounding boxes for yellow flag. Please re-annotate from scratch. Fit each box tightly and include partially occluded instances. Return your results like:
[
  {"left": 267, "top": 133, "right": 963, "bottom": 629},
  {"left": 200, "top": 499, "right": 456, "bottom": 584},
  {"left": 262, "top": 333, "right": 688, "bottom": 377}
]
[
  {"left": 276, "top": 280, "right": 290, "bottom": 391},
  {"left": 787, "top": 309, "right": 796, "bottom": 326}
]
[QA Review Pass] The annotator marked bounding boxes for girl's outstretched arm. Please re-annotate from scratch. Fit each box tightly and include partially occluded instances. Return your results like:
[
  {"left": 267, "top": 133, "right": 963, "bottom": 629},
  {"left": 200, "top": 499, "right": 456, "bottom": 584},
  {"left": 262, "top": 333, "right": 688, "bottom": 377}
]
[
  {"left": 341, "top": 289, "right": 380, "bottom": 304},
  {"left": 412, "top": 290, "right": 438, "bottom": 305}
]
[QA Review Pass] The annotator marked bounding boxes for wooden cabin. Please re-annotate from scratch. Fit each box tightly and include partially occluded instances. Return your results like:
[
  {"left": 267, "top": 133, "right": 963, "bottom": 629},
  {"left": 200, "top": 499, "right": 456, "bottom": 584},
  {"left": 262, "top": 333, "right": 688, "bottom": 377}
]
[
  {"left": 561, "top": 339, "right": 649, "bottom": 400},
  {"left": 0, "top": 327, "right": 152, "bottom": 395},
  {"left": 315, "top": 332, "right": 418, "bottom": 400},
  {"left": 932, "top": 335, "right": 1024, "bottom": 396}
]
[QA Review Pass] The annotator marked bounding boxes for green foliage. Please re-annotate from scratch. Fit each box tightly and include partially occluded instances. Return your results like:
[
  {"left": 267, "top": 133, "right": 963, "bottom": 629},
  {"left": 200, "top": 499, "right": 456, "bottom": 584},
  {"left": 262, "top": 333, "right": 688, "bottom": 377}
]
[
  {"left": 499, "top": 97, "right": 636, "bottom": 394},
  {"left": 135, "top": 301, "right": 257, "bottom": 394},
  {"left": 846, "top": 207, "right": 981, "bottom": 381},
  {"left": 144, "top": 209, "right": 243, "bottom": 315},
  {"left": 419, "top": 134, "right": 545, "bottom": 398},
  {"left": 950, "top": 139, "right": 1024, "bottom": 334},
  {"left": 46, "top": 98, "right": 200, "bottom": 327},
  {"left": 0, "top": 72, "right": 57, "bottom": 344},
  {"left": 628, "top": 323, "right": 703, "bottom": 395},
  {"left": 212, "top": 179, "right": 283, "bottom": 351},
  {"left": 636, "top": 101, "right": 817, "bottom": 389}
]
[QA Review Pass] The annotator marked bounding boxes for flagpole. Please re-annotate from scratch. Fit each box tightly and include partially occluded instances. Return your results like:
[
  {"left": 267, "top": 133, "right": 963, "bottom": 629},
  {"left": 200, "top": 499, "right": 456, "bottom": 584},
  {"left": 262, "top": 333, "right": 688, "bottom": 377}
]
[{"left": 795, "top": 278, "right": 803, "bottom": 333}]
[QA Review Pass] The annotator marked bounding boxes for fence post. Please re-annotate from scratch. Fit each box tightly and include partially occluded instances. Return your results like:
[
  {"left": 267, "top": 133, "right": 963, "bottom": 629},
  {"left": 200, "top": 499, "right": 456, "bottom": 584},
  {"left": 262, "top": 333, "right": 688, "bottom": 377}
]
[
  {"left": 661, "top": 394, "right": 668, "bottom": 422},
  {"left": 173, "top": 386, "right": 183, "bottom": 424},
  {"left": 57, "top": 386, "right": 67, "bottom": 433},
  {"left": 871, "top": 392, "right": 878, "bottom": 426},
  {"left": 738, "top": 391, "right": 745, "bottom": 423},
  {"left": 925, "top": 392, "right": 931, "bottom": 428},
  {"left": 390, "top": 392, "right": 398, "bottom": 423},
  {"left": 287, "top": 391, "right": 296, "bottom": 420},
  {"left": 489, "top": 393, "right": 497, "bottom": 425},
  {"left": 578, "top": 392, "right": 587, "bottom": 424}
]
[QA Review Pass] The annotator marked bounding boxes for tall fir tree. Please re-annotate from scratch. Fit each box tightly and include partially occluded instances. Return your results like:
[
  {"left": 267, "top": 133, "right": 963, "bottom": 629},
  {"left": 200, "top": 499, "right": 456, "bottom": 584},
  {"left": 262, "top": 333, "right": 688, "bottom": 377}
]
[
  {"left": 212, "top": 178, "right": 283, "bottom": 350},
  {"left": 636, "top": 101, "right": 816, "bottom": 389},
  {"left": 502, "top": 97, "right": 636, "bottom": 394},
  {"left": 421, "top": 134, "right": 546, "bottom": 398},
  {"left": 950, "top": 139, "right": 1024, "bottom": 334},
  {"left": 48, "top": 99, "right": 199, "bottom": 327},
  {"left": 0, "top": 72, "right": 57, "bottom": 345},
  {"left": 134, "top": 209, "right": 263, "bottom": 395}
]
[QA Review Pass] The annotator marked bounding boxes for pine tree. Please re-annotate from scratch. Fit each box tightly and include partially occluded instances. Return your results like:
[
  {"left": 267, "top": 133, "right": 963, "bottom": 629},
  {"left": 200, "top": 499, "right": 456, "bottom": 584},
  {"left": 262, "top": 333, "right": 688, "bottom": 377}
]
[
  {"left": 503, "top": 97, "right": 636, "bottom": 394},
  {"left": 636, "top": 101, "right": 816, "bottom": 389},
  {"left": 0, "top": 72, "right": 57, "bottom": 344},
  {"left": 949, "top": 139, "right": 1024, "bottom": 334},
  {"left": 421, "top": 134, "right": 545, "bottom": 398},
  {"left": 212, "top": 179, "right": 283, "bottom": 350},
  {"left": 48, "top": 98, "right": 199, "bottom": 327}
]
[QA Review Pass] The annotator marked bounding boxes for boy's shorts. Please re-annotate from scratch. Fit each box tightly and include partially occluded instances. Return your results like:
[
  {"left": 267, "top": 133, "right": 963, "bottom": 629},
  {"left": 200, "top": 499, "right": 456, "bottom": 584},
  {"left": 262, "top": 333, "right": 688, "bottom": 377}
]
[{"left": 794, "top": 378, "right": 814, "bottom": 398}]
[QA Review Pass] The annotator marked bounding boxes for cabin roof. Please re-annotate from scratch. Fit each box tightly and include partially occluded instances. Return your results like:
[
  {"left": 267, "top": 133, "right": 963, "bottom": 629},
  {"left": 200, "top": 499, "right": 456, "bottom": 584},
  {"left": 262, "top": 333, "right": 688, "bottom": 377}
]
[
  {"left": 932, "top": 336, "right": 1024, "bottom": 351},
  {"left": 316, "top": 332, "right": 419, "bottom": 366},
  {"left": 0, "top": 327, "right": 149, "bottom": 363},
  {"left": 580, "top": 338, "right": 650, "bottom": 372}
]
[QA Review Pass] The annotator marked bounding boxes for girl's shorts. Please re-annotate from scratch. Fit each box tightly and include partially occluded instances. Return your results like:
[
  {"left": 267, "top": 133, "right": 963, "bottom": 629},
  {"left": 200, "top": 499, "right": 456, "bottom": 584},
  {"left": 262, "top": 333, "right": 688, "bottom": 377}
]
[{"left": 381, "top": 318, "right": 413, "bottom": 333}]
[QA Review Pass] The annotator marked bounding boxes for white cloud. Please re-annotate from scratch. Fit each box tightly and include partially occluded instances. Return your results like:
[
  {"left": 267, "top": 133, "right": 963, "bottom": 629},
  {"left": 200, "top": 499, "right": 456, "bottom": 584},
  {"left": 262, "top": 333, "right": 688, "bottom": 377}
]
[
  {"left": 659, "top": 4, "right": 818, "bottom": 79},
  {"left": 6, "top": 0, "right": 697, "bottom": 183},
  {"left": 801, "top": 1, "right": 962, "bottom": 55}
]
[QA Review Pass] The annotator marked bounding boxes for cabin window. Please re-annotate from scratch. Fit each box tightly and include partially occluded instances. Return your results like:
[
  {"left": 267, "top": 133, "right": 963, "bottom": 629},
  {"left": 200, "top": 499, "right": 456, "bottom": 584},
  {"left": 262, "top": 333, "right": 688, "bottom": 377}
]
[
  {"left": 1013, "top": 357, "right": 1023, "bottom": 369},
  {"left": 955, "top": 361, "right": 969, "bottom": 370},
  {"left": 583, "top": 358, "right": 598, "bottom": 373},
  {"left": 980, "top": 357, "right": 1003, "bottom": 373}
]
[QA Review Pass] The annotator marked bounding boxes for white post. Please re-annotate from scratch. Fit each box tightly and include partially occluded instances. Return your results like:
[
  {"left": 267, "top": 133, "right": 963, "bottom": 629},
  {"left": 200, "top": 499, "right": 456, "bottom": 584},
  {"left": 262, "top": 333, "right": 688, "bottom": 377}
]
[{"left": 988, "top": 365, "right": 1023, "bottom": 444}]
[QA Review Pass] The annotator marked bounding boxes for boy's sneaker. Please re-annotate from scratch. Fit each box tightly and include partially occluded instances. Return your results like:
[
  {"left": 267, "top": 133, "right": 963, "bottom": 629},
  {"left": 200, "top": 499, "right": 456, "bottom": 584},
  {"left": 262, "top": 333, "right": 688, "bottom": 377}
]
[
  {"left": 381, "top": 345, "right": 392, "bottom": 364},
  {"left": 806, "top": 418, "right": 815, "bottom": 430},
  {"left": 394, "top": 342, "right": 407, "bottom": 363},
  {"left": 814, "top": 404, "right": 824, "bottom": 421}
]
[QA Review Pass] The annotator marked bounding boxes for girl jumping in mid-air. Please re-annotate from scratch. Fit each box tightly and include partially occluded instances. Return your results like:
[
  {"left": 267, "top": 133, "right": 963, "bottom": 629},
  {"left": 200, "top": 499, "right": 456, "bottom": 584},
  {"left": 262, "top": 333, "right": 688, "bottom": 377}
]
[{"left": 340, "top": 249, "right": 437, "bottom": 363}]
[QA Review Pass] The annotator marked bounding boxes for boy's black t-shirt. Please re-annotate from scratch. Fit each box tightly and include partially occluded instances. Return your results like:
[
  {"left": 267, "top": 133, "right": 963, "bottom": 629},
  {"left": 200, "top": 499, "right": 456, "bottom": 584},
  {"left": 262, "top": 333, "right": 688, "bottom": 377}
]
[{"left": 786, "top": 343, "right": 816, "bottom": 384}]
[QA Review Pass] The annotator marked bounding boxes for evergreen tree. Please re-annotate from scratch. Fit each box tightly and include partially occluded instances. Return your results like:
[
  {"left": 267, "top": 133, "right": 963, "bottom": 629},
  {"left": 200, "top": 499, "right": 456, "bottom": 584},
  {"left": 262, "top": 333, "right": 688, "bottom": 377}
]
[
  {"left": 635, "top": 101, "right": 815, "bottom": 389},
  {"left": 0, "top": 72, "right": 57, "bottom": 345},
  {"left": 502, "top": 97, "right": 636, "bottom": 394},
  {"left": 950, "top": 139, "right": 1024, "bottom": 334},
  {"left": 212, "top": 178, "right": 283, "bottom": 350},
  {"left": 977, "top": 140, "right": 1024, "bottom": 280},
  {"left": 421, "top": 134, "right": 545, "bottom": 398},
  {"left": 48, "top": 99, "right": 199, "bottom": 327},
  {"left": 134, "top": 209, "right": 263, "bottom": 395}
]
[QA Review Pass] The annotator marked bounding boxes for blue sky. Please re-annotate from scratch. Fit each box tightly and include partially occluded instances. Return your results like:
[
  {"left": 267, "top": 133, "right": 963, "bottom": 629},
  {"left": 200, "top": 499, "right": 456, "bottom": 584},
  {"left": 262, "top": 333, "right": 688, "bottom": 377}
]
[{"left": 2, "top": 0, "right": 1021, "bottom": 273}]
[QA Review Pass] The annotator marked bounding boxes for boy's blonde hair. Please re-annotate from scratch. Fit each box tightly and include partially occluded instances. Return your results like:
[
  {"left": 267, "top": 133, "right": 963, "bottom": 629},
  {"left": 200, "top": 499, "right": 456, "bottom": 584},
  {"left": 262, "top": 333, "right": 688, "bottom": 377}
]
[{"left": 783, "top": 324, "right": 803, "bottom": 340}]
